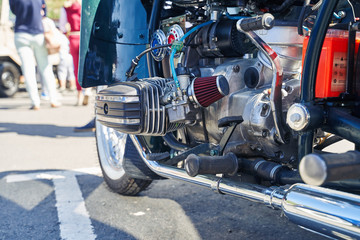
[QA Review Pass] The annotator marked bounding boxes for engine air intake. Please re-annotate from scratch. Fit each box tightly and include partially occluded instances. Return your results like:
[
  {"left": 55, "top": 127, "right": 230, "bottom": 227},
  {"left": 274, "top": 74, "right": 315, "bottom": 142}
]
[{"left": 189, "top": 75, "right": 229, "bottom": 107}]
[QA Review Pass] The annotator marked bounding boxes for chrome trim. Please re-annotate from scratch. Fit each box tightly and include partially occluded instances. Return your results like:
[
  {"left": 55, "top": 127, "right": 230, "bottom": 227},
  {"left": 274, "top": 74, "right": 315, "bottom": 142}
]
[
  {"left": 95, "top": 95, "right": 139, "bottom": 103},
  {"left": 97, "top": 115, "right": 140, "bottom": 125},
  {"left": 270, "top": 165, "right": 282, "bottom": 179},
  {"left": 188, "top": 78, "right": 201, "bottom": 107},
  {"left": 299, "top": 153, "right": 328, "bottom": 186},
  {"left": 215, "top": 75, "right": 229, "bottom": 96},
  {"left": 130, "top": 135, "right": 360, "bottom": 239},
  {"left": 283, "top": 184, "right": 360, "bottom": 240},
  {"left": 254, "top": 160, "right": 266, "bottom": 171},
  {"left": 150, "top": 29, "right": 167, "bottom": 61},
  {"left": 286, "top": 103, "right": 311, "bottom": 131}
]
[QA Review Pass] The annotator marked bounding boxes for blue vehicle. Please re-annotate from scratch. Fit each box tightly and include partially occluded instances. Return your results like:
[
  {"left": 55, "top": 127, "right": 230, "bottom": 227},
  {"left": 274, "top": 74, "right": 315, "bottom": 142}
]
[{"left": 80, "top": 1, "right": 360, "bottom": 238}]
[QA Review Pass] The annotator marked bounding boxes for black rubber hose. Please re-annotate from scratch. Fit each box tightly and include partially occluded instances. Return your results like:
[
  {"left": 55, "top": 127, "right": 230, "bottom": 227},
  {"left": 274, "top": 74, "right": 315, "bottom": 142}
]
[
  {"left": 163, "top": 133, "right": 189, "bottom": 151},
  {"left": 126, "top": 44, "right": 171, "bottom": 78},
  {"left": 297, "top": 0, "right": 311, "bottom": 35},
  {"left": 271, "top": 0, "right": 297, "bottom": 13}
]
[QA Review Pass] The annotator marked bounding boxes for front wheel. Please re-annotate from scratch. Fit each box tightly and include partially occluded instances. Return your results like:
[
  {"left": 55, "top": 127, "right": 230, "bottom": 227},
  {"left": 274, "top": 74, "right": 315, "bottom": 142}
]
[{"left": 96, "top": 120, "right": 152, "bottom": 195}]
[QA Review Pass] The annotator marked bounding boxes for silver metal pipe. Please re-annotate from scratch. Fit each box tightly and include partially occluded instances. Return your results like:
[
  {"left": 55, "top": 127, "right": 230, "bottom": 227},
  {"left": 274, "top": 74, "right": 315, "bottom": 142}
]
[
  {"left": 283, "top": 184, "right": 360, "bottom": 240},
  {"left": 130, "top": 135, "right": 284, "bottom": 207},
  {"left": 130, "top": 135, "right": 360, "bottom": 239},
  {"left": 236, "top": 23, "right": 286, "bottom": 144}
]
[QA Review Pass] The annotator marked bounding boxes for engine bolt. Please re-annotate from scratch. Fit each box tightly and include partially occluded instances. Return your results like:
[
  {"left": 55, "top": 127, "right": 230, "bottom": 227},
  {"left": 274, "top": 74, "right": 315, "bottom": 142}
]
[
  {"left": 284, "top": 85, "right": 292, "bottom": 93},
  {"left": 262, "top": 104, "right": 269, "bottom": 111},
  {"left": 338, "top": 11, "right": 346, "bottom": 18},
  {"left": 233, "top": 65, "right": 240, "bottom": 73},
  {"left": 262, "top": 130, "right": 268, "bottom": 138},
  {"left": 290, "top": 113, "right": 302, "bottom": 123}
]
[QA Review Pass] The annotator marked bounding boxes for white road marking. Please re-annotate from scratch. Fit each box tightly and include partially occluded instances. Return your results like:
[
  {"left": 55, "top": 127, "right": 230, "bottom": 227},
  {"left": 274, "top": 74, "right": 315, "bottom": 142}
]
[
  {"left": 131, "top": 211, "right": 145, "bottom": 216},
  {"left": 6, "top": 167, "right": 101, "bottom": 183},
  {"left": 5, "top": 167, "right": 101, "bottom": 240}
]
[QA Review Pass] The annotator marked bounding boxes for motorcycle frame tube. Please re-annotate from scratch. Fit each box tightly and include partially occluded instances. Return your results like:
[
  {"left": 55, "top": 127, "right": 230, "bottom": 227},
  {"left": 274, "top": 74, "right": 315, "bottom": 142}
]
[
  {"left": 298, "top": 0, "right": 340, "bottom": 160},
  {"left": 325, "top": 107, "right": 360, "bottom": 145},
  {"left": 130, "top": 134, "right": 360, "bottom": 239},
  {"left": 148, "top": 0, "right": 164, "bottom": 77}
]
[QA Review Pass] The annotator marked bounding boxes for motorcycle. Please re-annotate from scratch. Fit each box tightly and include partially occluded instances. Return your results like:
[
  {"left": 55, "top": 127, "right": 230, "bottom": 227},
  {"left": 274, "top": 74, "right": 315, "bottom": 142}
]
[{"left": 79, "top": 0, "right": 360, "bottom": 238}]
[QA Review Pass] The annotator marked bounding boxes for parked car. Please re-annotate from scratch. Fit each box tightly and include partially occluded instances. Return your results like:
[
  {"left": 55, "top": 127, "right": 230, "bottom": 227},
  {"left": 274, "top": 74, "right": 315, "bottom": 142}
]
[
  {"left": 0, "top": 0, "right": 61, "bottom": 98},
  {"left": 0, "top": 0, "right": 21, "bottom": 97}
]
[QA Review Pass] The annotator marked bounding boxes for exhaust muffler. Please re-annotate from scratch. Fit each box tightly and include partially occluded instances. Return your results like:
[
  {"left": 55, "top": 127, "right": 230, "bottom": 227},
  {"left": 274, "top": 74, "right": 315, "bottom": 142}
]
[{"left": 130, "top": 135, "right": 360, "bottom": 239}]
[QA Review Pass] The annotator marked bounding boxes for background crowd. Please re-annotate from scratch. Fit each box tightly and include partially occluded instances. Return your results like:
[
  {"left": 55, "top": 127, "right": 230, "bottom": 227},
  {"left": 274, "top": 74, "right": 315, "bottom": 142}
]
[{"left": 9, "top": 0, "right": 91, "bottom": 110}]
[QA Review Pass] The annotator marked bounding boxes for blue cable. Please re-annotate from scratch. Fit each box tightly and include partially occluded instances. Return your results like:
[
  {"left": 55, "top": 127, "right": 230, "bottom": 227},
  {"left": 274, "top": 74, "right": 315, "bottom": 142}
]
[
  {"left": 333, "top": 12, "right": 341, "bottom": 19},
  {"left": 170, "top": 20, "right": 214, "bottom": 90},
  {"left": 303, "top": 26, "right": 310, "bottom": 32}
]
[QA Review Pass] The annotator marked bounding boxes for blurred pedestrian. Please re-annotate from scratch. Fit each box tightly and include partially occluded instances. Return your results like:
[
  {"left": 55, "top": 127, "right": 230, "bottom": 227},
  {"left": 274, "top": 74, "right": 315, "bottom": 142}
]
[
  {"left": 9, "top": 0, "right": 61, "bottom": 110},
  {"left": 57, "top": 32, "right": 77, "bottom": 92},
  {"left": 61, "top": 0, "right": 91, "bottom": 106},
  {"left": 42, "top": 6, "right": 76, "bottom": 93}
]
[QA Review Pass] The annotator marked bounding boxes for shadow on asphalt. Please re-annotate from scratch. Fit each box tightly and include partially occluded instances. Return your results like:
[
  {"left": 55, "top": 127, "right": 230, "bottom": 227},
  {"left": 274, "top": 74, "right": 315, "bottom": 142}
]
[
  {"left": 0, "top": 169, "right": 326, "bottom": 240},
  {"left": 0, "top": 169, "right": 137, "bottom": 240},
  {"left": 0, "top": 122, "right": 94, "bottom": 138}
]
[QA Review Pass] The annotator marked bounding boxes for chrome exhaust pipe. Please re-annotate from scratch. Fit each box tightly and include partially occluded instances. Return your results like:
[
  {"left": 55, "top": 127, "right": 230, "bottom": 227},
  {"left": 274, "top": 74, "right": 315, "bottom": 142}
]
[{"left": 130, "top": 135, "right": 360, "bottom": 239}]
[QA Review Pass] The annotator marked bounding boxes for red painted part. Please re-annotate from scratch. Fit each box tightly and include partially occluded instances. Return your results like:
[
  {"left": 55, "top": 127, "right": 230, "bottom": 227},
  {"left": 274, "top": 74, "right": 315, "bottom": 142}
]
[
  {"left": 168, "top": 34, "right": 175, "bottom": 44},
  {"left": 302, "top": 32, "right": 360, "bottom": 98},
  {"left": 193, "top": 76, "right": 224, "bottom": 107}
]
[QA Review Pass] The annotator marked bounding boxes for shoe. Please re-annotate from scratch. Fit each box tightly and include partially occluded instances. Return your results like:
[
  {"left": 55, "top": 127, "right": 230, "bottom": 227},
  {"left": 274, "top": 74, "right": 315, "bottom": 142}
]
[
  {"left": 41, "top": 92, "right": 50, "bottom": 101},
  {"left": 74, "top": 118, "right": 96, "bottom": 132},
  {"left": 30, "top": 105, "right": 40, "bottom": 110},
  {"left": 51, "top": 102, "right": 62, "bottom": 108},
  {"left": 75, "top": 95, "right": 84, "bottom": 106},
  {"left": 59, "top": 87, "right": 66, "bottom": 93},
  {"left": 83, "top": 95, "right": 89, "bottom": 106}
]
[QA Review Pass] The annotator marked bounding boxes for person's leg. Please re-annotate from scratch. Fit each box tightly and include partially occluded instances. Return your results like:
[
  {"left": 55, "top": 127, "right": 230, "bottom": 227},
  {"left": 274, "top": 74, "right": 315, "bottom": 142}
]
[
  {"left": 57, "top": 60, "right": 67, "bottom": 91},
  {"left": 14, "top": 33, "right": 40, "bottom": 108},
  {"left": 69, "top": 35, "right": 83, "bottom": 105},
  {"left": 66, "top": 54, "right": 76, "bottom": 90},
  {"left": 32, "top": 34, "right": 60, "bottom": 106}
]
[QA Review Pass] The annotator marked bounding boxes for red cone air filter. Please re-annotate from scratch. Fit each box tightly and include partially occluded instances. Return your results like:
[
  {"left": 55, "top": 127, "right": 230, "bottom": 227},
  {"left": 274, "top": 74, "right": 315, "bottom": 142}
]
[{"left": 189, "top": 75, "right": 229, "bottom": 107}]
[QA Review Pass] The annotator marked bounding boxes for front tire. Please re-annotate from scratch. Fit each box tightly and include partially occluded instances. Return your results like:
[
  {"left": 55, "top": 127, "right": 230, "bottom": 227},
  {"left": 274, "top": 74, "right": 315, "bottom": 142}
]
[
  {"left": 0, "top": 62, "right": 20, "bottom": 98},
  {"left": 96, "top": 121, "right": 152, "bottom": 195}
]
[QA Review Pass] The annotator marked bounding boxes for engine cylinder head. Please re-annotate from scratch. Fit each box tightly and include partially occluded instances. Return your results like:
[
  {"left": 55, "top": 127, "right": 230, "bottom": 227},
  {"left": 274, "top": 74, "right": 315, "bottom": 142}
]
[
  {"left": 95, "top": 78, "right": 177, "bottom": 136},
  {"left": 188, "top": 75, "right": 229, "bottom": 107}
]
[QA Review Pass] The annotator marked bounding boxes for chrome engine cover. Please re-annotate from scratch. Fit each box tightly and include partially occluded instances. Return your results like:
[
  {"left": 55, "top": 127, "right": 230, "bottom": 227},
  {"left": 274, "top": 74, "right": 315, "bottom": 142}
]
[
  {"left": 186, "top": 58, "right": 301, "bottom": 162},
  {"left": 96, "top": 78, "right": 178, "bottom": 135}
]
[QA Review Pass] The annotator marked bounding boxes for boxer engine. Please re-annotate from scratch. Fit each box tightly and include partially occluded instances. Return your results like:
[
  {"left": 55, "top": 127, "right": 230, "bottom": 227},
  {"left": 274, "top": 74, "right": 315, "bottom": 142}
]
[
  {"left": 88, "top": 1, "right": 360, "bottom": 238},
  {"left": 96, "top": 15, "right": 304, "bottom": 164}
]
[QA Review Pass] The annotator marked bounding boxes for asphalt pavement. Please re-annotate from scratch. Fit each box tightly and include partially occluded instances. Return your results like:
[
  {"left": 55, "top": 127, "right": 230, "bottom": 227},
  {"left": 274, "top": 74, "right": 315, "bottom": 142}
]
[{"left": 0, "top": 88, "right": 329, "bottom": 240}]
